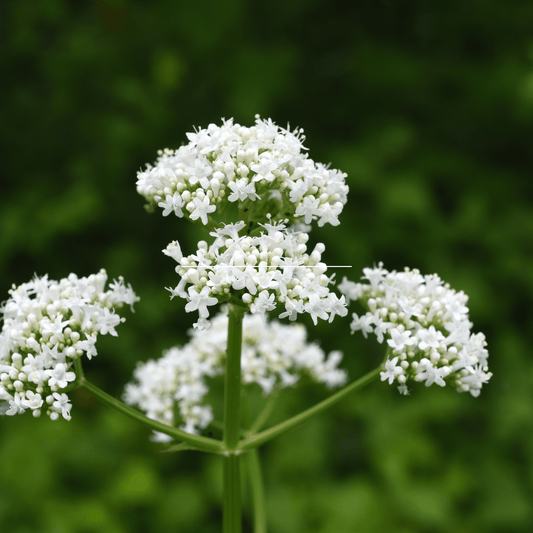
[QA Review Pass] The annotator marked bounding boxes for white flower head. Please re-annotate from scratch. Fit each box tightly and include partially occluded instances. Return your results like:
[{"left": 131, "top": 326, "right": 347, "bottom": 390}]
[
  {"left": 0, "top": 270, "right": 138, "bottom": 420},
  {"left": 137, "top": 117, "right": 348, "bottom": 228},
  {"left": 340, "top": 265, "right": 492, "bottom": 397},
  {"left": 164, "top": 221, "right": 347, "bottom": 329},
  {"left": 124, "top": 310, "right": 347, "bottom": 437}
]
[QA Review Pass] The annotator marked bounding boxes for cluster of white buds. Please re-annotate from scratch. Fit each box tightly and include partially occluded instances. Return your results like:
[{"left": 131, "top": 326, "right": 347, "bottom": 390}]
[
  {"left": 136, "top": 116, "right": 348, "bottom": 227},
  {"left": 124, "top": 310, "right": 347, "bottom": 439},
  {"left": 339, "top": 263, "right": 491, "bottom": 397},
  {"left": 0, "top": 271, "right": 138, "bottom": 420},
  {"left": 164, "top": 220, "right": 347, "bottom": 330}
]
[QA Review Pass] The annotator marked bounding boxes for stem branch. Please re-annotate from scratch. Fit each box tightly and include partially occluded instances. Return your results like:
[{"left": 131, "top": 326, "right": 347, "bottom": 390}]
[
  {"left": 239, "top": 366, "right": 382, "bottom": 451},
  {"left": 249, "top": 393, "right": 278, "bottom": 435},
  {"left": 79, "top": 379, "right": 224, "bottom": 453}
]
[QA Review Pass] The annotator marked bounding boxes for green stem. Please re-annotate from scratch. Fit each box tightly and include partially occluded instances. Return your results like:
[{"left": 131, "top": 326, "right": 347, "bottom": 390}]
[
  {"left": 246, "top": 448, "right": 266, "bottom": 533},
  {"left": 249, "top": 393, "right": 278, "bottom": 434},
  {"left": 73, "top": 356, "right": 84, "bottom": 380},
  {"left": 79, "top": 379, "right": 224, "bottom": 453},
  {"left": 223, "top": 455, "right": 242, "bottom": 533},
  {"left": 223, "top": 305, "right": 245, "bottom": 533},
  {"left": 224, "top": 305, "right": 245, "bottom": 449},
  {"left": 238, "top": 366, "right": 382, "bottom": 451}
]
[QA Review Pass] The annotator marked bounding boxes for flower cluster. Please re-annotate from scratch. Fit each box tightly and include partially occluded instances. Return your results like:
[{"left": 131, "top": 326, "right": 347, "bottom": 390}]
[
  {"left": 124, "top": 310, "right": 347, "bottom": 438},
  {"left": 0, "top": 271, "right": 137, "bottom": 420},
  {"left": 164, "top": 220, "right": 347, "bottom": 330},
  {"left": 339, "top": 264, "right": 491, "bottom": 397},
  {"left": 136, "top": 116, "right": 348, "bottom": 227}
]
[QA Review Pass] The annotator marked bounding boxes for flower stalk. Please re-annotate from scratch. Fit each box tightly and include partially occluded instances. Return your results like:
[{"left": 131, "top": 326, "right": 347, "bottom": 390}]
[
  {"left": 246, "top": 448, "right": 266, "bottom": 533},
  {"left": 79, "top": 379, "right": 224, "bottom": 453},
  {"left": 223, "top": 304, "right": 245, "bottom": 533},
  {"left": 239, "top": 366, "right": 382, "bottom": 451}
]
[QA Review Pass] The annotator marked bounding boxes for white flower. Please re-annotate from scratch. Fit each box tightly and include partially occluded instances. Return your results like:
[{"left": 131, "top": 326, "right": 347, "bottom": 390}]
[
  {"left": 295, "top": 196, "right": 320, "bottom": 224},
  {"left": 159, "top": 192, "right": 184, "bottom": 217},
  {"left": 380, "top": 356, "right": 403, "bottom": 385},
  {"left": 362, "top": 263, "right": 388, "bottom": 289},
  {"left": 163, "top": 240, "right": 183, "bottom": 263},
  {"left": 227, "top": 179, "right": 260, "bottom": 202},
  {"left": 415, "top": 362, "right": 450, "bottom": 387},
  {"left": 338, "top": 277, "right": 364, "bottom": 304},
  {"left": 44, "top": 363, "right": 76, "bottom": 389},
  {"left": 373, "top": 317, "right": 391, "bottom": 344},
  {"left": 41, "top": 315, "right": 70, "bottom": 343},
  {"left": 137, "top": 117, "right": 348, "bottom": 228},
  {"left": 328, "top": 294, "right": 348, "bottom": 323},
  {"left": 6, "top": 393, "right": 25, "bottom": 416},
  {"left": 189, "top": 196, "right": 216, "bottom": 225},
  {"left": 350, "top": 313, "right": 374, "bottom": 339},
  {"left": 185, "top": 287, "right": 219, "bottom": 319},
  {"left": 124, "top": 311, "right": 347, "bottom": 437},
  {"left": 340, "top": 264, "right": 492, "bottom": 397},
  {"left": 96, "top": 307, "right": 122, "bottom": 336},
  {"left": 250, "top": 157, "right": 278, "bottom": 182},
  {"left": 0, "top": 270, "right": 138, "bottom": 420},
  {"left": 51, "top": 392, "right": 72, "bottom": 421},
  {"left": 387, "top": 326, "right": 416, "bottom": 351},
  {"left": 317, "top": 203, "right": 342, "bottom": 227},
  {"left": 417, "top": 325, "right": 444, "bottom": 351},
  {"left": 21, "top": 391, "right": 43, "bottom": 411},
  {"left": 165, "top": 221, "right": 347, "bottom": 329},
  {"left": 250, "top": 291, "right": 276, "bottom": 316}
]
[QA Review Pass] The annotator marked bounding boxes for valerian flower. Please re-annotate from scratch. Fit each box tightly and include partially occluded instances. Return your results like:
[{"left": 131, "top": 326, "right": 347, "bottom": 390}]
[
  {"left": 137, "top": 116, "right": 348, "bottom": 228},
  {"left": 339, "top": 264, "right": 491, "bottom": 397},
  {"left": 164, "top": 220, "right": 347, "bottom": 330},
  {"left": 124, "top": 310, "right": 347, "bottom": 439},
  {"left": 0, "top": 271, "right": 138, "bottom": 420}
]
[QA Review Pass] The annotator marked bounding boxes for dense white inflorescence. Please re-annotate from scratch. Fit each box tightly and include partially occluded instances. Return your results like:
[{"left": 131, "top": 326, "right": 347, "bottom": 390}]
[
  {"left": 136, "top": 116, "right": 348, "bottom": 227},
  {"left": 0, "top": 271, "right": 137, "bottom": 420},
  {"left": 164, "top": 220, "right": 348, "bottom": 330},
  {"left": 339, "top": 263, "right": 491, "bottom": 397},
  {"left": 124, "top": 310, "right": 347, "bottom": 439}
]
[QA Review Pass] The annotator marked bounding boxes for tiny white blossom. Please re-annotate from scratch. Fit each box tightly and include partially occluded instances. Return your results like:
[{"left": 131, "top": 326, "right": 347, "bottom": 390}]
[
  {"left": 51, "top": 392, "right": 72, "bottom": 421},
  {"left": 44, "top": 363, "right": 76, "bottom": 389},
  {"left": 350, "top": 313, "right": 374, "bottom": 339},
  {"left": 189, "top": 196, "right": 216, "bottom": 225},
  {"left": 6, "top": 393, "right": 25, "bottom": 416},
  {"left": 380, "top": 356, "right": 403, "bottom": 385},
  {"left": 387, "top": 326, "right": 416, "bottom": 351},
  {"left": 21, "top": 391, "right": 44, "bottom": 410},
  {"left": 185, "top": 287, "right": 219, "bottom": 320}
]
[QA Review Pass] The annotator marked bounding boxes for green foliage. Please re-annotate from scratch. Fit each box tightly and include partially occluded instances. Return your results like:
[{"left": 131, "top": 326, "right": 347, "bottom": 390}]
[{"left": 1, "top": 0, "right": 533, "bottom": 531}]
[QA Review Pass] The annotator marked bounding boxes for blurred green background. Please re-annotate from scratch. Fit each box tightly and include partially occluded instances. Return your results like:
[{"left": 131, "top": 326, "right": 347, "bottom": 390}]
[{"left": 1, "top": 0, "right": 533, "bottom": 531}]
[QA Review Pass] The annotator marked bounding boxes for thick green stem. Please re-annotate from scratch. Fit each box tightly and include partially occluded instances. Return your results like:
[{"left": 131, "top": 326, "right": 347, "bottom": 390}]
[
  {"left": 238, "top": 366, "right": 382, "bottom": 451},
  {"left": 223, "top": 305, "right": 245, "bottom": 533},
  {"left": 246, "top": 448, "right": 266, "bottom": 533},
  {"left": 223, "top": 455, "right": 242, "bottom": 533},
  {"left": 79, "top": 379, "right": 224, "bottom": 453},
  {"left": 224, "top": 305, "right": 245, "bottom": 450}
]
